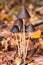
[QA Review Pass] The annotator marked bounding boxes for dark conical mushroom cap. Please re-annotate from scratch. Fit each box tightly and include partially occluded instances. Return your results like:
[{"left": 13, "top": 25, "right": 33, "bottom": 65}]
[
  {"left": 14, "top": 19, "right": 23, "bottom": 30},
  {"left": 17, "top": 6, "right": 30, "bottom": 19},
  {"left": 26, "top": 24, "right": 35, "bottom": 33},
  {"left": 11, "top": 26, "right": 19, "bottom": 33}
]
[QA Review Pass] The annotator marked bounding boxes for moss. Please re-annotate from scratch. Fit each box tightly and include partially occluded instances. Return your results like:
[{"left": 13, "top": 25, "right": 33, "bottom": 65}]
[
  {"left": 14, "top": 9, "right": 19, "bottom": 15},
  {"left": 0, "top": 0, "right": 3, "bottom": 3}
]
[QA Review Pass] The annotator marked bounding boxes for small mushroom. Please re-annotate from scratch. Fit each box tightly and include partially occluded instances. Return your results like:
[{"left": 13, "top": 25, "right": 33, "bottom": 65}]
[
  {"left": 17, "top": 6, "right": 30, "bottom": 19},
  {"left": 14, "top": 19, "right": 23, "bottom": 30},
  {"left": 26, "top": 24, "right": 35, "bottom": 33},
  {"left": 11, "top": 26, "right": 19, "bottom": 33}
]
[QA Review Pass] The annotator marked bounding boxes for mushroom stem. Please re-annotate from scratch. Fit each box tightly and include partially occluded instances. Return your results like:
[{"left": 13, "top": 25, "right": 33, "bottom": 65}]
[
  {"left": 23, "top": 19, "right": 25, "bottom": 43},
  {"left": 22, "top": 19, "right": 26, "bottom": 61},
  {"left": 20, "top": 33, "right": 22, "bottom": 55},
  {"left": 15, "top": 33, "right": 20, "bottom": 56}
]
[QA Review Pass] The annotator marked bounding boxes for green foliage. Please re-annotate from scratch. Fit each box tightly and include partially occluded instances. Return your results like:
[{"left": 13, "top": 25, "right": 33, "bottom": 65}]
[
  {"left": 0, "top": 0, "right": 3, "bottom": 3},
  {"left": 14, "top": 9, "right": 19, "bottom": 15},
  {"left": 6, "top": 17, "right": 12, "bottom": 21}
]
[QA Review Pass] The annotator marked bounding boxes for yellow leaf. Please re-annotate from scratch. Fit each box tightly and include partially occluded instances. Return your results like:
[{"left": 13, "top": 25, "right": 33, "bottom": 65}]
[
  {"left": 0, "top": 13, "right": 7, "bottom": 19},
  {"left": 30, "top": 30, "right": 41, "bottom": 38}
]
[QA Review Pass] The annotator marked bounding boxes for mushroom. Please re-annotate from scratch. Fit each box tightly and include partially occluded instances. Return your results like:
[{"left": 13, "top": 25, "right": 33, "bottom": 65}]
[
  {"left": 26, "top": 24, "right": 35, "bottom": 33},
  {"left": 11, "top": 26, "right": 19, "bottom": 33},
  {"left": 17, "top": 6, "right": 31, "bottom": 61},
  {"left": 14, "top": 19, "right": 23, "bottom": 31}
]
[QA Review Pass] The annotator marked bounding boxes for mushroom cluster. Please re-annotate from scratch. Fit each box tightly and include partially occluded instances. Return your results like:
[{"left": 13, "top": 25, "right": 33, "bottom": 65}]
[{"left": 0, "top": 1, "right": 43, "bottom": 65}]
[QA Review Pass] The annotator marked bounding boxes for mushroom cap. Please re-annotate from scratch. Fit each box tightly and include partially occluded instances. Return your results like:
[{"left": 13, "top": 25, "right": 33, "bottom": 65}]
[
  {"left": 17, "top": 6, "right": 30, "bottom": 19},
  {"left": 14, "top": 19, "right": 23, "bottom": 30},
  {"left": 26, "top": 24, "right": 35, "bottom": 33},
  {"left": 11, "top": 26, "right": 19, "bottom": 33}
]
